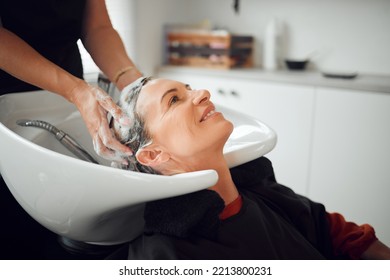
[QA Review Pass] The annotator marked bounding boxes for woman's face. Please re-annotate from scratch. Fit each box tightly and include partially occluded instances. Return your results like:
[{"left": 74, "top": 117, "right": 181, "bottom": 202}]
[{"left": 136, "top": 78, "right": 233, "bottom": 172}]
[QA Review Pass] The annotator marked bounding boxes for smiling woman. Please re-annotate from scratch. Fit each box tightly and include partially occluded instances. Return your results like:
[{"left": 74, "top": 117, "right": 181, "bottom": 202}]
[
  {"left": 108, "top": 77, "right": 390, "bottom": 260},
  {"left": 111, "top": 77, "right": 234, "bottom": 178}
]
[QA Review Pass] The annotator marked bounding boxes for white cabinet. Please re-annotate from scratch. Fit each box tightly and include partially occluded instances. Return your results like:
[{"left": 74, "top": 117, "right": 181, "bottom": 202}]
[
  {"left": 158, "top": 70, "right": 315, "bottom": 195},
  {"left": 308, "top": 87, "right": 390, "bottom": 245}
]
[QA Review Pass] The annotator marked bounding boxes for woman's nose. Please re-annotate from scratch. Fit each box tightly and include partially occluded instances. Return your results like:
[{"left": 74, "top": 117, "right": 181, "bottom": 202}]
[{"left": 192, "top": 89, "right": 210, "bottom": 105}]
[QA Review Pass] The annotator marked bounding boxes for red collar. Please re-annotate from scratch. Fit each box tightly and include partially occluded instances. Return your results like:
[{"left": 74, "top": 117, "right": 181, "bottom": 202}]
[{"left": 219, "top": 195, "right": 243, "bottom": 220}]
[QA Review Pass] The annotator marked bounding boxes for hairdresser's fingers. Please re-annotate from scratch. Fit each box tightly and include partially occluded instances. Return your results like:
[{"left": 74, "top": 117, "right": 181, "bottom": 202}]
[
  {"left": 92, "top": 87, "right": 132, "bottom": 127},
  {"left": 93, "top": 133, "right": 129, "bottom": 165},
  {"left": 87, "top": 86, "right": 133, "bottom": 160},
  {"left": 92, "top": 134, "right": 116, "bottom": 159},
  {"left": 97, "top": 113, "right": 133, "bottom": 156},
  {"left": 70, "top": 84, "right": 132, "bottom": 161}
]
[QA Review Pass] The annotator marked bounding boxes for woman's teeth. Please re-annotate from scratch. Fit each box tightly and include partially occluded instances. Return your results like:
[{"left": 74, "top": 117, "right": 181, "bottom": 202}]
[{"left": 202, "top": 110, "right": 216, "bottom": 122}]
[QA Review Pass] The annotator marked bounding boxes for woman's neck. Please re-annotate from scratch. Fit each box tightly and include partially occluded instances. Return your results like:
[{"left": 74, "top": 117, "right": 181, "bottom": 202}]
[
  {"left": 207, "top": 159, "right": 239, "bottom": 206},
  {"left": 164, "top": 152, "right": 239, "bottom": 205}
]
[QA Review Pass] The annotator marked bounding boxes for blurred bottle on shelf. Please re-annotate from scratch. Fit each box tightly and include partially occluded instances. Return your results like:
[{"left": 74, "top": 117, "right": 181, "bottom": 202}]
[{"left": 263, "top": 17, "right": 283, "bottom": 70}]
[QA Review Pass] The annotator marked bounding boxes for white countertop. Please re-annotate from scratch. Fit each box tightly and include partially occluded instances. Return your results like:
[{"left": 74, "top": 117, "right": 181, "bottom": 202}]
[{"left": 157, "top": 66, "right": 390, "bottom": 94}]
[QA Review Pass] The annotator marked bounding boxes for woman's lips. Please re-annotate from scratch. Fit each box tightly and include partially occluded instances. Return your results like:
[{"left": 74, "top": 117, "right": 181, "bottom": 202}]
[{"left": 200, "top": 105, "right": 217, "bottom": 122}]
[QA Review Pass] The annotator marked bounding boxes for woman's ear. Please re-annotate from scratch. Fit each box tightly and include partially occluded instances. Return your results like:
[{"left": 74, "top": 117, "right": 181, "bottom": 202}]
[{"left": 136, "top": 145, "right": 170, "bottom": 167}]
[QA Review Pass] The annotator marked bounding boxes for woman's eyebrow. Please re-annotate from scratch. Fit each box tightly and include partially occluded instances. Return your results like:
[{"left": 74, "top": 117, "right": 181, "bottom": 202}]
[{"left": 160, "top": 88, "right": 177, "bottom": 103}]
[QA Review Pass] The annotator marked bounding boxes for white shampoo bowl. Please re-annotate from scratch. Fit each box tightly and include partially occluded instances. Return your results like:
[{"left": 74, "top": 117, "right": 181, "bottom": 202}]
[{"left": 0, "top": 91, "right": 276, "bottom": 245}]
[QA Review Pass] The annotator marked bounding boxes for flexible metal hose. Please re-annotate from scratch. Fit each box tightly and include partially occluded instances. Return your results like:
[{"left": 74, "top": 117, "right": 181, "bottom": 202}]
[{"left": 17, "top": 119, "right": 99, "bottom": 164}]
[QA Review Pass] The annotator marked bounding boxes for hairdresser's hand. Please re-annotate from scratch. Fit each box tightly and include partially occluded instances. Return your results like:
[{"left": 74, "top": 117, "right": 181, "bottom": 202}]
[{"left": 68, "top": 81, "right": 133, "bottom": 162}]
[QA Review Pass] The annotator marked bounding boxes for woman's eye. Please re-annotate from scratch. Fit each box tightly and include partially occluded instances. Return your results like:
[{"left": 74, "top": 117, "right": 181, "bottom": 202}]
[{"left": 169, "top": 95, "right": 179, "bottom": 106}]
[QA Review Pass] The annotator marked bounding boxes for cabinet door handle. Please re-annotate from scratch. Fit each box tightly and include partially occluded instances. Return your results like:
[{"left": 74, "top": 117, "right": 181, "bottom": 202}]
[
  {"left": 230, "top": 90, "right": 239, "bottom": 97},
  {"left": 217, "top": 89, "right": 225, "bottom": 95}
]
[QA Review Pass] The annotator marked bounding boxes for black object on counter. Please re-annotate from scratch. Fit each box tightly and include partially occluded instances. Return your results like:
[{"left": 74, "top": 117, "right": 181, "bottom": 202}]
[
  {"left": 321, "top": 71, "right": 358, "bottom": 79},
  {"left": 285, "top": 59, "right": 309, "bottom": 70}
]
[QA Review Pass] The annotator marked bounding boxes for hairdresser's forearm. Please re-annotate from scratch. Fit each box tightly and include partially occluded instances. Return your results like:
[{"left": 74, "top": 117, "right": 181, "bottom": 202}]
[
  {"left": 0, "top": 27, "right": 85, "bottom": 101},
  {"left": 81, "top": 0, "right": 141, "bottom": 91},
  {"left": 82, "top": 27, "right": 141, "bottom": 90}
]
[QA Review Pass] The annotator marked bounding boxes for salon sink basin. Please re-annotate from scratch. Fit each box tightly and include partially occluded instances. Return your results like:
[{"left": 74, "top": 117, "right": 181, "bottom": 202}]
[{"left": 0, "top": 90, "right": 276, "bottom": 245}]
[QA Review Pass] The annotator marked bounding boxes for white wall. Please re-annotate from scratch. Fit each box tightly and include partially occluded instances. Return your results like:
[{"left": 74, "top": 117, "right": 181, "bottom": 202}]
[
  {"left": 81, "top": 0, "right": 390, "bottom": 77},
  {"left": 133, "top": 0, "right": 390, "bottom": 76}
]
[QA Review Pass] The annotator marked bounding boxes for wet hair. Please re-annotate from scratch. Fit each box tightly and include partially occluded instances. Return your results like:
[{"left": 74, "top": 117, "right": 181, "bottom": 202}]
[{"left": 111, "top": 76, "right": 160, "bottom": 174}]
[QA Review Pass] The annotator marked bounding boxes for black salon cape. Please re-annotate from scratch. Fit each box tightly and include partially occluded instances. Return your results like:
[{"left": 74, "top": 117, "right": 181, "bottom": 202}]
[
  {"left": 0, "top": 0, "right": 86, "bottom": 94},
  {"left": 109, "top": 157, "right": 334, "bottom": 260}
]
